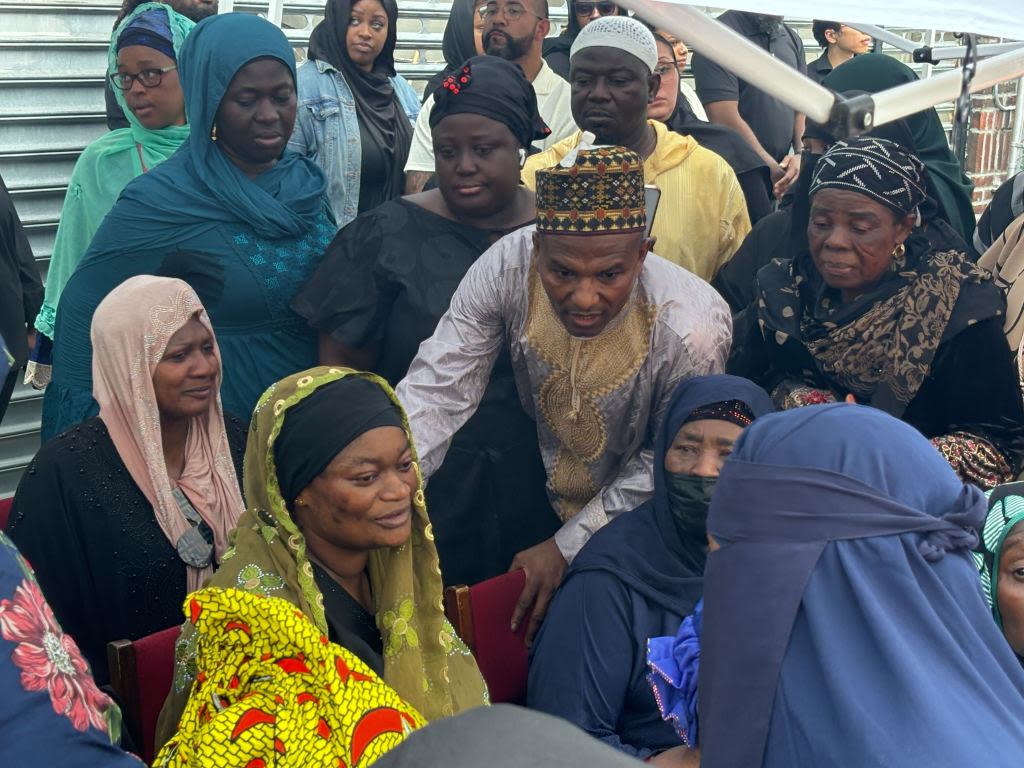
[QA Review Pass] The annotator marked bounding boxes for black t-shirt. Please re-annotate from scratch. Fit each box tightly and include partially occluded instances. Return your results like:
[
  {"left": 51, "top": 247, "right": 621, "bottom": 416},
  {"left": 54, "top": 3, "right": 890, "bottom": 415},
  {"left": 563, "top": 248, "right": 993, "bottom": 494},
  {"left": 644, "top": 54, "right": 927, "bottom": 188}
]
[
  {"left": 808, "top": 51, "right": 833, "bottom": 85},
  {"left": 691, "top": 11, "right": 807, "bottom": 162},
  {"left": 357, "top": 119, "right": 389, "bottom": 214}
]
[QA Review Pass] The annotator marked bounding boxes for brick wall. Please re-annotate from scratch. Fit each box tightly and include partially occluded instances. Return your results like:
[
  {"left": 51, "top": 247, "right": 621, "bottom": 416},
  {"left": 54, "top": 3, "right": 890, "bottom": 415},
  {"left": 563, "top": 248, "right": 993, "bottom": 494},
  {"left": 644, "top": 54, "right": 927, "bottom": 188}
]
[{"left": 967, "top": 83, "right": 1020, "bottom": 215}]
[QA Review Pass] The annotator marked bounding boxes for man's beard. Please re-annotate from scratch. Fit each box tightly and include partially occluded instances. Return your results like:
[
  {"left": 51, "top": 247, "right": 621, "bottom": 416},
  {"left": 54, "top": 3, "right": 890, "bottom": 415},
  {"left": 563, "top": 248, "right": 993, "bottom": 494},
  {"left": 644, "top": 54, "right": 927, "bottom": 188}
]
[
  {"left": 484, "top": 28, "right": 534, "bottom": 61},
  {"left": 750, "top": 13, "right": 783, "bottom": 35},
  {"left": 175, "top": 0, "right": 218, "bottom": 21}
]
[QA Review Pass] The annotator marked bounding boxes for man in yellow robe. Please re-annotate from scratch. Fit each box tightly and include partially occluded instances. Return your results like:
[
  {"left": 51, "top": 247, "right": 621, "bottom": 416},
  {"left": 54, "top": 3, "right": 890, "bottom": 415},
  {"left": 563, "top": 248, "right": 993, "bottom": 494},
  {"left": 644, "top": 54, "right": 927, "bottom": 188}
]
[{"left": 522, "top": 16, "right": 751, "bottom": 282}]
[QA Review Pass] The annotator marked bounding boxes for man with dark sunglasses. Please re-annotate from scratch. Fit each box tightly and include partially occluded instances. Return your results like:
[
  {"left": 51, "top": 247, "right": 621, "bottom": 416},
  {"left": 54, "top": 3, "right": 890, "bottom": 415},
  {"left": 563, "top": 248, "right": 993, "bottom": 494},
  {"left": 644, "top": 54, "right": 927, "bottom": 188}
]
[{"left": 542, "top": 0, "right": 627, "bottom": 80}]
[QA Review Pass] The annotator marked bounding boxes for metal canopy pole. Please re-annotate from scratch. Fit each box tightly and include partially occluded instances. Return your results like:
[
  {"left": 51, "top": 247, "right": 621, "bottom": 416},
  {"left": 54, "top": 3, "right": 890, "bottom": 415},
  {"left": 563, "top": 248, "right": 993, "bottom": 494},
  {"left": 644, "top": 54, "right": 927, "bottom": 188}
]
[
  {"left": 872, "top": 47, "right": 1024, "bottom": 127},
  {"left": 615, "top": 0, "right": 835, "bottom": 124},
  {"left": 915, "top": 41, "right": 1024, "bottom": 63},
  {"left": 267, "top": 0, "right": 285, "bottom": 27},
  {"left": 853, "top": 23, "right": 919, "bottom": 54}
]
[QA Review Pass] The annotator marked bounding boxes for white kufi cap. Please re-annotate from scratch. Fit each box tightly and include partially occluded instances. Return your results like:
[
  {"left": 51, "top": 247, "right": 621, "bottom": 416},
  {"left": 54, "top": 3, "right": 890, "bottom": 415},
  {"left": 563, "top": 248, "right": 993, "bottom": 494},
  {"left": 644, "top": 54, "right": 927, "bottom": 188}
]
[{"left": 569, "top": 16, "right": 658, "bottom": 74}]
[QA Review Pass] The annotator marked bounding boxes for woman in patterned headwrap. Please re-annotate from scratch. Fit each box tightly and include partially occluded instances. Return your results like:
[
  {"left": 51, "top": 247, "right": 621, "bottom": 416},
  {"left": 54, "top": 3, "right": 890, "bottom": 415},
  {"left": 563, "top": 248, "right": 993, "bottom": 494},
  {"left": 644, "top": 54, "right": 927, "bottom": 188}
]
[
  {"left": 977, "top": 484, "right": 1024, "bottom": 664},
  {"left": 729, "top": 137, "right": 1024, "bottom": 487},
  {"left": 156, "top": 367, "right": 488, "bottom": 751}
]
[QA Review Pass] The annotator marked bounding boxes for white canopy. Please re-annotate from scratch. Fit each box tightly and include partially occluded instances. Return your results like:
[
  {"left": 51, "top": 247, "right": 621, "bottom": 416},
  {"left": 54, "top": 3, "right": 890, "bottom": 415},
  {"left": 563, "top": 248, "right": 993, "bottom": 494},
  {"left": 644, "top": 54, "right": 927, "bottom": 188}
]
[
  {"left": 652, "top": 1, "right": 1023, "bottom": 41},
  {"left": 616, "top": 0, "right": 1024, "bottom": 138}
]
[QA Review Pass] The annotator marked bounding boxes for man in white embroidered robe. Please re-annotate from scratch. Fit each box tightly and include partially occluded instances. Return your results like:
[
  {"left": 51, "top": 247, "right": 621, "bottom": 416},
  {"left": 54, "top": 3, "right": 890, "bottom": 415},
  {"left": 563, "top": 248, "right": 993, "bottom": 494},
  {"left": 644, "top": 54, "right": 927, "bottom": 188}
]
[{"left": 396, "top": 146, "right": 731, "bottom": 641}]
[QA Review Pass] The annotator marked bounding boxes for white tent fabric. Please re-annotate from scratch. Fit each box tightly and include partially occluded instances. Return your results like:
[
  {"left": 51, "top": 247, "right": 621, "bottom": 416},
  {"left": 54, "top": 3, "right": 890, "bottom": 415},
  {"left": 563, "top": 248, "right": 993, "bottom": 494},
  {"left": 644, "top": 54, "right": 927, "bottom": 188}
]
[
  {"left": 617, "top": 0, "right": 1024, "bottom": 134},
  {"left": 650, "top": 1, "right": 1024, "bottom": 42}
]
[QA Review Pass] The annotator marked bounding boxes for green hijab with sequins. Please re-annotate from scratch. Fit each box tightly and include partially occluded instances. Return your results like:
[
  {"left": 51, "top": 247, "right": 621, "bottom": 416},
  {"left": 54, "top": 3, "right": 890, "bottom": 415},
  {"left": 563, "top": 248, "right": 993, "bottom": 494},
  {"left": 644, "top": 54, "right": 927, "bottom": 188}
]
[{"left": 158, "top": 367, "right": 487, "bottom": 748}]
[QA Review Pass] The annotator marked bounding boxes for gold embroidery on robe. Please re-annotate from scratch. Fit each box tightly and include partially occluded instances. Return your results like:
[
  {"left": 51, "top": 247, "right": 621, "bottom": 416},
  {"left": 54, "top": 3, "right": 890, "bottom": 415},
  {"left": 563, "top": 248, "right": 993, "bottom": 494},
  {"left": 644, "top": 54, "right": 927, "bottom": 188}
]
[{"left": 525, "top": 269, "right": 656, "bottom": 520}]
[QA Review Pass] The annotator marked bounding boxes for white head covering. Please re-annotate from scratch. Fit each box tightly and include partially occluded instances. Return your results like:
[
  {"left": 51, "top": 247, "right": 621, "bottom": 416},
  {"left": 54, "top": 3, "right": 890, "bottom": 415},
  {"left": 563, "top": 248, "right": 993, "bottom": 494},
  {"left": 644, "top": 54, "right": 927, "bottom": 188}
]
[{"left": 569, "top": 16, "right": 658, "bottom": 74}]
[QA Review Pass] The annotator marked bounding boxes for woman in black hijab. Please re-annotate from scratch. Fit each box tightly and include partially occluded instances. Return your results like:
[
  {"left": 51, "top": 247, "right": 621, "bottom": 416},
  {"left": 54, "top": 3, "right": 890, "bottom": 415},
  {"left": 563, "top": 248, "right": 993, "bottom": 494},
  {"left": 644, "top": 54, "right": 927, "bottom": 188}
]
[
  {"left": 422, "top": 0, "right": 484, "bottom": 101},
  {"left": 290, "top": 0, "right": 419, "bottom": 228},
  {"left": 542, "top": 0, "right": 627, "bottom": 80},
  {"left": 528, "top": 375, "right": 772, "bottom": 760},
  {"left": 294, "top": 57, "right": 560, "bottom": 588}
]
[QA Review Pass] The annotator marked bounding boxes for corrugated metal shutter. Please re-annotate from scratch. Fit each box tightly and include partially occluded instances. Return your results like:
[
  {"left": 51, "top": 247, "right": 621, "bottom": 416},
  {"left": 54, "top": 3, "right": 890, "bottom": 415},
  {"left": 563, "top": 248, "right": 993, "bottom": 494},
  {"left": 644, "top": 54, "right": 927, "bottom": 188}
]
[{"left": 0, "top": 2, "right": 114, "bottom": 496}]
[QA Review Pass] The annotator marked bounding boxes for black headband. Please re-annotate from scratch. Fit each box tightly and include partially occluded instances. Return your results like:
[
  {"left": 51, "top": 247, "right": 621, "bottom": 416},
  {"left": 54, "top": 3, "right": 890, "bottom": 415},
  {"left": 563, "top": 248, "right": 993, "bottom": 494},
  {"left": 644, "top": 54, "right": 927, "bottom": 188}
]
[
  {"left": 685, "top": 399, "right": 756, "bottom": 429},
  {"left": 274, "top": 377, "right": 405, "bottom": 504},
  {"left": 429, "top": 56, "right": 550, "bottom": 148}
]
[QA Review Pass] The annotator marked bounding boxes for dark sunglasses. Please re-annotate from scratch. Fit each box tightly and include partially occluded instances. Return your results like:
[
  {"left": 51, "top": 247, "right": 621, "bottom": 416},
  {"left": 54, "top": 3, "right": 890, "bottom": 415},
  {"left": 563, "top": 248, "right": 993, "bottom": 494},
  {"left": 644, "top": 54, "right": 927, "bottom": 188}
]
[{"left": 575, "top": 2, "right": 617, "bottom": 16}]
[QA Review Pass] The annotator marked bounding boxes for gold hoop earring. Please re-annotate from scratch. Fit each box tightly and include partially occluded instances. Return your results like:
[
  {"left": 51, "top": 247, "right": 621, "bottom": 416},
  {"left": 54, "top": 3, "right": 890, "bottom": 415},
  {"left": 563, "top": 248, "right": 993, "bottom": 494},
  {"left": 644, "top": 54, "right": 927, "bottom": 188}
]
[
  {"left": 210, "top": 124, "right": 218, "bottom": 142},
  {"left": 892, "top": 242, "right": 905, "bottom": 259}
]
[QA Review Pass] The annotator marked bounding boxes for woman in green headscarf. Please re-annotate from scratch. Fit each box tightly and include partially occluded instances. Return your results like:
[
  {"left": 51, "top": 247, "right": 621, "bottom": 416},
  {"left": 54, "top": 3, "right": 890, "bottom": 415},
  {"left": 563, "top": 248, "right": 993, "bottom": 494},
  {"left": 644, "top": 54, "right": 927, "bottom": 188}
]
[
  {"left": 978, "top": 486, "right": 1024, "bottom": 664},
  {"left": 29, "top": 2, "right": 194, "bottom": 381},
  {"left": 822, "top": 53, "right": 977, "bottom": 248},
  {"left": 156, "top": 366, "right": 488, "bottom": 750}
]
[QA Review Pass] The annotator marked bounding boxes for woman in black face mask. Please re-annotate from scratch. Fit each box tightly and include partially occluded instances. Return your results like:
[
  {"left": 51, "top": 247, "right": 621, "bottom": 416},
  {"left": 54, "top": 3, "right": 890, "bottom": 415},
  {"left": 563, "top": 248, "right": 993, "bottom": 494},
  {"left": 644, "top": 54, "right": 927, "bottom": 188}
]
[{"left": 528, "top": 375, "right": 773, "bottom": 761}]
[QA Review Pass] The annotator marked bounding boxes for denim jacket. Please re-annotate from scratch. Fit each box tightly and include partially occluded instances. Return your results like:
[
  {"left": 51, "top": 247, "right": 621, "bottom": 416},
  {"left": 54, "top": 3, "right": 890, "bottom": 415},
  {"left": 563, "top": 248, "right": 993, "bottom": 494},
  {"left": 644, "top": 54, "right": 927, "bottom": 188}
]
[{"left": 289, "top": 58, "right": 420, "bottom": 229}]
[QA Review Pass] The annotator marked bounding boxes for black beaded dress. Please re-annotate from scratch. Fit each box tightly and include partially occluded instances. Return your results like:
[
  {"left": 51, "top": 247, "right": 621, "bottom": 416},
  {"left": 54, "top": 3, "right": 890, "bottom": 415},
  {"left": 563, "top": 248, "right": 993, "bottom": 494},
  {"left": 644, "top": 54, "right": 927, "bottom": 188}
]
[{"left": 5, "top": 416, "right": 247, "bottom": 685}]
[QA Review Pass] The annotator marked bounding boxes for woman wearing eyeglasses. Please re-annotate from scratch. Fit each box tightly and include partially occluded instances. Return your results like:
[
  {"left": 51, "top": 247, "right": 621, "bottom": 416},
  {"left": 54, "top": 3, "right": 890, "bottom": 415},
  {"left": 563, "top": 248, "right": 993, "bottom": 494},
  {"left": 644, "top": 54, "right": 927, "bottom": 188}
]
[
  {"left": 27, "top": 3, "right": 195, "bottom": 387},
  {"left": 541, "top": 0, "right": 626, "bottom": 81}
]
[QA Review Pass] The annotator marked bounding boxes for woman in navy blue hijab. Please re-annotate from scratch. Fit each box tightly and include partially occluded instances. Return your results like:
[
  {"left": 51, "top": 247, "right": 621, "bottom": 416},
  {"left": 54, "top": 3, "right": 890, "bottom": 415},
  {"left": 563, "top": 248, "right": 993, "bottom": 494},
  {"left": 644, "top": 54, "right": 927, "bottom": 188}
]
[
  {"left": 699, "top": 404, "right": 1024, "bottom": 767},
  {"left": 528, "top": 375, "right": 772, "bottom": 760}
]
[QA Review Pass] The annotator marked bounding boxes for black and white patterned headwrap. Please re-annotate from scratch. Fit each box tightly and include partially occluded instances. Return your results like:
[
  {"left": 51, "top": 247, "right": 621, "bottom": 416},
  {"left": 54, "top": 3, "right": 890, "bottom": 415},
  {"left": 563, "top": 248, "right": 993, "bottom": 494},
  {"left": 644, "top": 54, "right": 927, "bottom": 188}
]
[{"left": 809, "top": 137, "right": 927, "bottom": 216}]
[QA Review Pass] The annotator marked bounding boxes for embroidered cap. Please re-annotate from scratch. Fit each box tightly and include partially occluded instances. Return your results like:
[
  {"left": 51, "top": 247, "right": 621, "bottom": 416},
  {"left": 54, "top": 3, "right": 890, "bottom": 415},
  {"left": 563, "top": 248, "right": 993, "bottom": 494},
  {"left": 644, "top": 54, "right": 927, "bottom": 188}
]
[
  {"left": 536, "top": 145, "right": 646, "bottom": 235},
  {"left": 570, "top": 16, "right": 659, "bottom": 73}
]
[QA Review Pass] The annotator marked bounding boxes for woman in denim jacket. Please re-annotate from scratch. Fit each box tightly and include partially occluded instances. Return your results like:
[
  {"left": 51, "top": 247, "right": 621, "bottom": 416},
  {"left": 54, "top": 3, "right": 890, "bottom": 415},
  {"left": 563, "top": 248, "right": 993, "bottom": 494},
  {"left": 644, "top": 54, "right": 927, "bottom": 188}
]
[{"left": 289, "top": 0, "right": 419, "bottom": 229}]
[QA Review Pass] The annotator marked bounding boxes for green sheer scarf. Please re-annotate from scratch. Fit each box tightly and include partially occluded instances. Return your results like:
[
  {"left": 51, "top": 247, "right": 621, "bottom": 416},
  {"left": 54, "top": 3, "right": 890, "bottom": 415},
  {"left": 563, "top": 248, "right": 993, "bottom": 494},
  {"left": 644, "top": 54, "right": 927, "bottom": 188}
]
[
  {"left": 157, "top": 368, "right": 488, "bottom": 749},
  {"left": 34, "top": 2, "right": 193, "bottom": 338}
]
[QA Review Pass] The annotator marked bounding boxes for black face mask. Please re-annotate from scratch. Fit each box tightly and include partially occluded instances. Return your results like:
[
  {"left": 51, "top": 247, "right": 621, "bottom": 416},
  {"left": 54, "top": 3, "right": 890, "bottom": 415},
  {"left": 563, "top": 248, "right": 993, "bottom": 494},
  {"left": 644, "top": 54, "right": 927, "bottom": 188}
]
[{"left": 665, "top": 472, "right": 717, "bottom": 544}]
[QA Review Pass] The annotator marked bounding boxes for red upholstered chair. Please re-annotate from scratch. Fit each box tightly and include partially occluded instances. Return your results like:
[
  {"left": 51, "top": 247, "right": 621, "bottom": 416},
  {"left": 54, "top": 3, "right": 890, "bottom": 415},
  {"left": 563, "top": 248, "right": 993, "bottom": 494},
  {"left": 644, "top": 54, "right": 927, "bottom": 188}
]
[
  {"left": 107, "top": 625, "right": 181, "bottom": 763},
  {"left": 0, "top": 496, "right": 12, "bottom": 530},
  {"left": 443, "top": 569, "right": 532, "bottom": 704}
]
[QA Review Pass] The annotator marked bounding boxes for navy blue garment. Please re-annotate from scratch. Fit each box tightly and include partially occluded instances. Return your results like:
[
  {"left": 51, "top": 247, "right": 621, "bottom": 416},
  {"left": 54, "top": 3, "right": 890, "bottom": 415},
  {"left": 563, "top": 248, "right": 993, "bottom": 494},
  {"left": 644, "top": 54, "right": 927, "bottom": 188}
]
[
  {"left": 699, "top": 404, "right": 1024, "bottom": 768},
  {"left": 0, "top": 532, "right": 140, "bottom": 767},
  {"left": 528, "top": 375, "right": 773, "bottom": 758}
]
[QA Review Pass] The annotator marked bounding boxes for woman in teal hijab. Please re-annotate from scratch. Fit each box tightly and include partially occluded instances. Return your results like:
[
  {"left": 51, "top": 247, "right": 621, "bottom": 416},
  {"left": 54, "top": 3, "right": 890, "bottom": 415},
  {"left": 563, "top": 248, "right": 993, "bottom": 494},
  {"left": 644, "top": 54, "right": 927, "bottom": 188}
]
[
  {"left": 41, "top": 12, "right": 332, "bottom": 439},
  {"left": 28, "top": 2, "right": 193, "bottom": 384},
  {"left": 978, "top": 485, "right": 1024, "bottom": 664},
  {"left": 822, "top": 54, "right": 977, "bottom": 248}
]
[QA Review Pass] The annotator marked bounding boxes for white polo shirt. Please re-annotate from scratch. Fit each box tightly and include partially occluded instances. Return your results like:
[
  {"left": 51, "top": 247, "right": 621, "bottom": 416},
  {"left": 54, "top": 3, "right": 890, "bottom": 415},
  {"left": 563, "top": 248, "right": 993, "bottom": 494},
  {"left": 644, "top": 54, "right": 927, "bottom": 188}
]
[{"left": 404, "top": 59, "right": 578, "bottom": 174}]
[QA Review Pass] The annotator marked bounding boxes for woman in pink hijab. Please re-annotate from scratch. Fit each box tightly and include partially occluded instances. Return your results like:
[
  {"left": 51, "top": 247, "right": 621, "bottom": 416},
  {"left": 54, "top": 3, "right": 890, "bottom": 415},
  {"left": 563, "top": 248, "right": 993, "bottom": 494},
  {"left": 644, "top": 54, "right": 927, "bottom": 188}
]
[{"left": 6, "top": 275, "right": 245, "bottom": 685}]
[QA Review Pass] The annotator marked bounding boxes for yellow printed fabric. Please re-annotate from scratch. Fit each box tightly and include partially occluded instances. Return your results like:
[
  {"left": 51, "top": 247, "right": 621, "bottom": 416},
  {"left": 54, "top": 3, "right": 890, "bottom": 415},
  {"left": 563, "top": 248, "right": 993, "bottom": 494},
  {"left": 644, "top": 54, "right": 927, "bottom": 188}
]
[
  {"left": 522, "top": 121, "right": 751, "bottom": 281},
  {"left": 155, "top": 588, "right": 425, "bottom": 768},
  {"left": 157, "top": 368, "right": 486, "bottom": 751}
]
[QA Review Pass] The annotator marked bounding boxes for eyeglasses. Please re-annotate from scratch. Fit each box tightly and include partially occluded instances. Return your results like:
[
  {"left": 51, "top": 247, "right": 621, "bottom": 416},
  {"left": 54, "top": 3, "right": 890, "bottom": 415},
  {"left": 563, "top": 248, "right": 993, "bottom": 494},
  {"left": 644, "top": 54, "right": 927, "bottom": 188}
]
[
  {"left": 478, "top": 3, "right": 544, "bottom": 21},
  {"left": 654, "top": 63, "right": 681, "bottom": 78},
  {"left": 109, "top": 64, "right": 177, "bottom": 91},
  {"left": 574, "top": 2, "right": 617, "bottom": 16}
]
